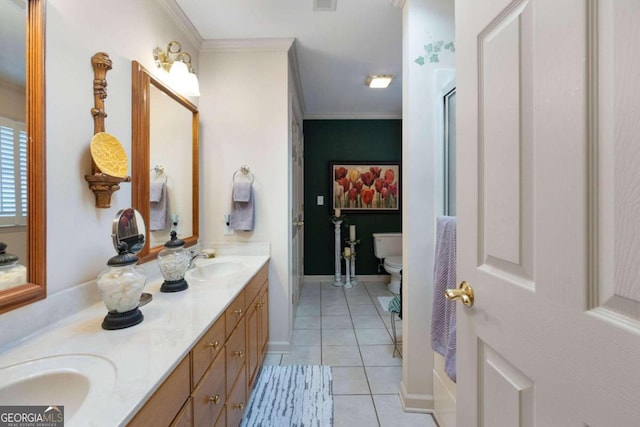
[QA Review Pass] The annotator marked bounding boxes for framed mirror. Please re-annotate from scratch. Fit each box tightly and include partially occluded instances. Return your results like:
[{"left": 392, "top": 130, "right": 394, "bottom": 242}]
[
  {"left": 0, "top": 0, "right": 46, "bottom": 314},
  {"left": 131, "top": 61, "right": 199, "bottom": 263}
]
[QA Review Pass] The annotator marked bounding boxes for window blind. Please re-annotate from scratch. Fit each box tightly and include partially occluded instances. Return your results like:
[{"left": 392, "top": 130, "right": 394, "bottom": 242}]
[{"left": 0, "top": 117, "right": 27, "bottom": 226}]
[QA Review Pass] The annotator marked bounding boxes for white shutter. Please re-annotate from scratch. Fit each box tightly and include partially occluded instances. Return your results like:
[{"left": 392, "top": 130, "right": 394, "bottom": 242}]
[{"left": 0, "top": 117, "right": 27, "bottom": 227}]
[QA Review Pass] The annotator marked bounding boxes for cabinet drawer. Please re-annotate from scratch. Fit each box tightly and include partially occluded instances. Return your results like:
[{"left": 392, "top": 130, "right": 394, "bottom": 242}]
[
  {"left": 170, "top": 397, "right": 192, "bottom": 427},
  {"left": 244, "top": 263, "right": 268, "bottom": 308},
  {"left": 192, "top": 315, "right": 225, "bottom": 385},
  {"left": 226, "top": 317, "right": 246, "bottom": 393},
  {"left": 193, "top": 349, "right": 226, "bottom": 427},
  {"left": 225, "top": 291, "right": 245, "bottom": 337},
  {"left": 226, "top": 367, "right": 247, "bottom": 427},
  {"left": 128, "top": 354, "right": 191, "bottom": 426}
]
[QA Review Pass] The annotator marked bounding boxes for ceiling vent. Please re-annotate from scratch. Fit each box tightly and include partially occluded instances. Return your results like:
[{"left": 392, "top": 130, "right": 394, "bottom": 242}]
[{"left": 314, "top": 0, "right": 337, "bottom": 11}]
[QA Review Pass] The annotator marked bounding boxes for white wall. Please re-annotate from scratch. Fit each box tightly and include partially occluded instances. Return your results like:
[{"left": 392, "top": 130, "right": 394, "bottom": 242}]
[
  {"left": 198, "top": 41, "right": 293, "bottom": 351},
  {"left": 401, "top": 0, "right": 455, "bottom": 413},
  {"left": 0, "top": 0, "right": 199, "bottom": 343}
]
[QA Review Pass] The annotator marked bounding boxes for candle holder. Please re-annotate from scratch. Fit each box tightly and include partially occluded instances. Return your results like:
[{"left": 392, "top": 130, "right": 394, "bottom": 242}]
[
  {"left": 345, "top": 239, "right": 360, "bottom": 286},
  {"left": 332, "top": 218, "right": 344, "bottom": 286},
  {"left": 344, "top": 253, "right": 352, "bottom": 289}
]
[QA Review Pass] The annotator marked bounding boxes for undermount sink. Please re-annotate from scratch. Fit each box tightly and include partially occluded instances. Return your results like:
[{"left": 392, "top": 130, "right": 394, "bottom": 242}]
[
  {"left": 187, "top": 259, "right": 245, "bottom": 281},
  {"left": 0, "top": 354, "right": 116, "bottom": 422}
]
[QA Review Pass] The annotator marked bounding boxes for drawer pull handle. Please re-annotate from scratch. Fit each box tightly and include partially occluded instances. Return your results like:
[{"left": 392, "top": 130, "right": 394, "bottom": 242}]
[
  {"left": 234, "top": 309, "right": 243, "bottom": 315},
  {"left": 233, "top": 402, "right": 245, "bottom": 410},
  {"left": 208, "top": 340, "right": 220, "bottom": 349},
  {"left": 209, "top": 395, "right": 220, "bottom": 405},
  {"left": 256, "top": 302, "right": 264, "bottom": 308},
  {"left": 235, "top": 350, "right": 244, "bottom": 357}
]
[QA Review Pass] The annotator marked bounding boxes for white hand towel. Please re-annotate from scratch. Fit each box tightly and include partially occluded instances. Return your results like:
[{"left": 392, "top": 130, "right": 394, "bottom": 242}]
[
  {"left": 150, "top": 182, "right": 169, "bottom": 231},
  {"left": 233, "top": 182, "right": 252, "bottom": 202},
  {"left": 431, "top": 215, "right": 457, "bottom": 382},
  {"left": 230, "top": 185, "right": 255, "bottom": 231}
]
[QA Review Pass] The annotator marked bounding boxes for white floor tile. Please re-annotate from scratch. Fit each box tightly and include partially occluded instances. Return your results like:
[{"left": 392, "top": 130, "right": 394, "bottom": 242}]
[
  {"left": 291, "top": 329, "right": 322, "bottom": 346},
  {"left": 349, "top": 304, "right": 380, "bottom": 316},
  {"left": 334, "top": 395, "right": 379, "bottom": 427},
  {"left": 322, "top": 303, "right": 351, "bottom": 316},
  {"left": 322, "top": 328, "right": 357, "bottom": 346},
  {"left": 346, "top": 294, "right": 373, "bottom": 305},
  {"left": 352, "top": 315, "right": 386, "bottom": 329},
  {"left": 322, "top": 316, "right": 353, "bottom": 329},
  {"left": 293, "top": 315, "right": 321, "bottom": 330},
  {"left": 296, "top": 302, "right": 321, "bottom": 316},
  {"left": 373, "top": 395, "right": 437, "bottom": 427},
  {"left": 360, "top": 345, "right": 403, "bottom": 367},
  {"left": 332, "top": 367, "right": 370, "bottom": 395},
  {"left": 322, "top": 345, "right": 363, "bottom": 366},
  {"left": 262, "top": 353, "right": 282, "bottom": 366},
  {"left": 355, "top": 328, "right": 393, "bottom": 345},
  {"left": 280, "top": 345, "right": 321, "bottom": 365},
  {"left": 365, "top": 366, "right": 402, "bottom": 394}
]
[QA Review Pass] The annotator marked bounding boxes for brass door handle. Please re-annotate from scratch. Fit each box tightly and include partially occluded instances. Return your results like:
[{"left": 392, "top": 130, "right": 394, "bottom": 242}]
[
  {"left": 209, "top": 395, "right": 220, "bottom": 404},
  {"left": 233, "top": 402, "right": 244, "bottom": 410},
  {"left": 295, "top": 221, "right": 304, "bottom": 229},
  {"left": 444, "top": 281, "right": 475, "bottom": 307}
]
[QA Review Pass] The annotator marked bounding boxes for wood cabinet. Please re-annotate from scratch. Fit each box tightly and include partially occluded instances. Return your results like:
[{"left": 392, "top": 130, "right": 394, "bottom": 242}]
[{"left": 127, "top": 262, "right": 269, "bottom": 427}]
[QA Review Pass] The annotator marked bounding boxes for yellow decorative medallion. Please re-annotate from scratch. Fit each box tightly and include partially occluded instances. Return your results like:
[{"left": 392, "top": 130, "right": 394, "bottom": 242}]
[{"left": 90, "top": 132, "right": 128, "bottom": 178}]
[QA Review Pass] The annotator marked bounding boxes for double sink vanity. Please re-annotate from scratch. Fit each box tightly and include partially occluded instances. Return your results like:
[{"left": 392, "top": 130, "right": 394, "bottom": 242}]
[{"left": 0, "top": 249, "right": 270, "bottom": 426}]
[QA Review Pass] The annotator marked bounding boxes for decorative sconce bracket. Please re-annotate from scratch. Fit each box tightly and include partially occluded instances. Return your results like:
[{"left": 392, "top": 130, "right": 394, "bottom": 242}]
[{"left": 84, "top": 52, "right": 130, "bottom": 208}]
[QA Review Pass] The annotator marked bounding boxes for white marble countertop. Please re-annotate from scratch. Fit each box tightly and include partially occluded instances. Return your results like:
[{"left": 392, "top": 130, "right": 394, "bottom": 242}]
[{"left": 0, "top": 254, "right": 269, "bottom": 426}]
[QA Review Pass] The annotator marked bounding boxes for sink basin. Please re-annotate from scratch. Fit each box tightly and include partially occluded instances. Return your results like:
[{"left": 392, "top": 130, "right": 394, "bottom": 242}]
[
  {"left": 0, "top": 354, "right": 116, "bottom": 422},
  {"left": 187, "top": 259, "right": 245, "bottom": 281}
]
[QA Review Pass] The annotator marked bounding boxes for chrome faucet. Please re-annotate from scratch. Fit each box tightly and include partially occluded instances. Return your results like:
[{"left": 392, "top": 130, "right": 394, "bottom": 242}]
[{"left": 188, "top": 250, "right": 215, "bottom": 269}]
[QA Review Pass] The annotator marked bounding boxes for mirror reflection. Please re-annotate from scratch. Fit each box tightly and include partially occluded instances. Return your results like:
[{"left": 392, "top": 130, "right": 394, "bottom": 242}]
[
  {"left": 0, "top": 0, "right": 27, "bottom": 292},
  {"left": 131, "top": 61, "right": 199, "bottom": 262},
  {"left": 112, "top": 208, "right": 146, "bottom": 255}
]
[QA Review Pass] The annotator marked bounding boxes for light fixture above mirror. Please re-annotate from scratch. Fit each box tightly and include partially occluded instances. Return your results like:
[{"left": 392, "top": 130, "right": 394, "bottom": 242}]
[{"left": 153, "top": 41, "right": 200, "bottom": 97}]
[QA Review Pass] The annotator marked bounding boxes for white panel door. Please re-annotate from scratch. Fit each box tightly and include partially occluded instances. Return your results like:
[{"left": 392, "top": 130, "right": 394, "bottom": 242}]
[{"left": 456, "top": 0, "right": 640, "bottom": 425}]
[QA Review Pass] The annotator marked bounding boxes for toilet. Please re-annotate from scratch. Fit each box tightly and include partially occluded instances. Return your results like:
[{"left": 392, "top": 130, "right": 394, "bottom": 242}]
[{"left": 372, "top": 232, "right": 402, "bottom": 294}]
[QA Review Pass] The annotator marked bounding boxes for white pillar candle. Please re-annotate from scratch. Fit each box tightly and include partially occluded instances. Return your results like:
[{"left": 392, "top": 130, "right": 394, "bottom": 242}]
[
  {"left": 335, "top": 208, "right": 341, "bottom": 217},
  {"left": 344, "top": 247, "right": 351, "bottom": 257},
  {"left": 350, "top": 225, "right": 356, "bottom": 241}
]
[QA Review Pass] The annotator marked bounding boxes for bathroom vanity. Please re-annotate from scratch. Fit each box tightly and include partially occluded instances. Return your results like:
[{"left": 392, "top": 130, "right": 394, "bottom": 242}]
[{"left": 0, "top": 252, "right": 269, "bottom": 427}]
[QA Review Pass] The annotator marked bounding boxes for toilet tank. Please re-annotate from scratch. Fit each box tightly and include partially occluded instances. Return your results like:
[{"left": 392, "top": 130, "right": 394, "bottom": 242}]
[{"left": 372, "top": 233, "right": 402, "bottom": 259}]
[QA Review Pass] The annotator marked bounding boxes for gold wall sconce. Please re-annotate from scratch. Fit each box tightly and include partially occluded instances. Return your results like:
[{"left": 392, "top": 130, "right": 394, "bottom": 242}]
[{"left": 153, "top": 41, "right": 200, "bottom": 97}]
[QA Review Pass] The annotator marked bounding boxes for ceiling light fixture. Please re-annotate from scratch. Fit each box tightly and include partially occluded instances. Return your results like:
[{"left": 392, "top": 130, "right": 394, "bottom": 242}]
[
  {"left": 153, "top": 41, "right": 200, "bottom": 97},
  {"left": 365, "top": 74, "right": 394, "bottom": 89}
]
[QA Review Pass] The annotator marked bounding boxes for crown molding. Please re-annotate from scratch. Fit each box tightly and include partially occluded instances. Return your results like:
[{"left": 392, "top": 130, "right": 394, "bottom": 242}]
[
  {"left": 201, "top": 37, "right": 296, "bottom": 53},
  {"left": 158, "top": 0, "right": 203, "bottom": 49}
]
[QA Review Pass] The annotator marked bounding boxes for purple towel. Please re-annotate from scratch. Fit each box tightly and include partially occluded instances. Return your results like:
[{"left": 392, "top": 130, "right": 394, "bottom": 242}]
[{"left": 431, "top": 216, "right": 457, "bottom": 382}]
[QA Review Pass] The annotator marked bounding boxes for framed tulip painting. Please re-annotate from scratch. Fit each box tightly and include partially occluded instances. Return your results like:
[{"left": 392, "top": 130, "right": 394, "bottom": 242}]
[{"left": 330, "top": 161, "right": 400, "bottom": 212}]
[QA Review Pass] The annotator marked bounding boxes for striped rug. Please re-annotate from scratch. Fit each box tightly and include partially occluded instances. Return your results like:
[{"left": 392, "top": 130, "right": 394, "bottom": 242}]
[{"left": 241, "top": 365, "right": 333, "bottom": 427}]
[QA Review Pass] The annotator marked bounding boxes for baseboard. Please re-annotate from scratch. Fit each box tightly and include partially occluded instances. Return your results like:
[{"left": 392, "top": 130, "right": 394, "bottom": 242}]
[
  {"left": 303, "top": 274, "right": 389, "bottom": 283},
  {"left": 266, "top": 340, "right": 291, "bottom": 353},
  {"left": 399, "top": 380, "right": 435, "bottom": 413}
]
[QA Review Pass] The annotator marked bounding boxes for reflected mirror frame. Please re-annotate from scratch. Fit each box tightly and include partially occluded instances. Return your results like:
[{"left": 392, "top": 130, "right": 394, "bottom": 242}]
[
  {"left": 0, "top": 0, "right": 47, "bottom": 314},
  {"left": 131, "top": 60, "right": 199, "bottom": 263}
]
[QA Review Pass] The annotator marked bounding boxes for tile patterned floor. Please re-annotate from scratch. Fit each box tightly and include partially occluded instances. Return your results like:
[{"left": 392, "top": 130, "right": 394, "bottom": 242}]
[{"left": 263, "top": 280, "right": 437, "bottom": 427}]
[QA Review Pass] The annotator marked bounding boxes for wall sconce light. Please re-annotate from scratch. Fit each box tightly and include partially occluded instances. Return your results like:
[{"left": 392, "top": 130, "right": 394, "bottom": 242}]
[
  {"left": 365, "top": 74, "right": 394, "bottom": 89},
  {"left": 153, "top": 41, "right": 200, "bottom": 97}
]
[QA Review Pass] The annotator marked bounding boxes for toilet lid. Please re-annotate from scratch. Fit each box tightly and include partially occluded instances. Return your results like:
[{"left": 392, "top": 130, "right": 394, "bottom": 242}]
[{"left": 385, "top": 256, "right": 402, "bottom": 268}]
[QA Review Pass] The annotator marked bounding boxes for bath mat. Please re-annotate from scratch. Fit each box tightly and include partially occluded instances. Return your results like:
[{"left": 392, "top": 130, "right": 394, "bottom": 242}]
[
  {"left": 377, "top": 296, "right": 394, "bottom": 312},
  {"left": 241, "top": 365, "right": 333, "bottom": 427}
]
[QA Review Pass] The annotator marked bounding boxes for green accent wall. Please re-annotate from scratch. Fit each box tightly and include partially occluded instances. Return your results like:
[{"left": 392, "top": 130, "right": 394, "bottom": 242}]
[{"left": 303, "top": 120, "right": 402, "bottom": 276}]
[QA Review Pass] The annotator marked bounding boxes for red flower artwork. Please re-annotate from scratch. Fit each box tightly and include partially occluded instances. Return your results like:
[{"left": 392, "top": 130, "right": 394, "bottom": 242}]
[
  {"left": 335, "top": 166, "right": 348, "bottom": 181},
  {"left": 362, "top": 189, "right": 375, "bottom": 206},
  {"left": 331, "top": 163, "right": 399, "bottom": 211}
]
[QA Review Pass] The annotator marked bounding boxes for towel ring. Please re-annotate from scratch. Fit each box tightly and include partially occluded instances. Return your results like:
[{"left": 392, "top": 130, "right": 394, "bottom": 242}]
[
  {"left": 233, "top": 164, "right": 254, "bottom": 184},
  {"left": 151, "top": 164, "right": 168, "bottom": 183}
]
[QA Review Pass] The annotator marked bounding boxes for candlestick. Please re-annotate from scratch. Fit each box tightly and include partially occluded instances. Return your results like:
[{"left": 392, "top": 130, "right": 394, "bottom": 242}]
[
  {"left": 344, "top": 247, "right": 351, "bottom": 257},
  {"left": 344, "top": 253, "right": 352, "bottom": 289},
  {"left": 335, "top": 208, "right": 341, "bottom": 218},
  {"left": 350, "top": 225, "right": 356, "bottom": 241},
  {"left": 332, "top": 219, "right": 344, "bottom": 286}
]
